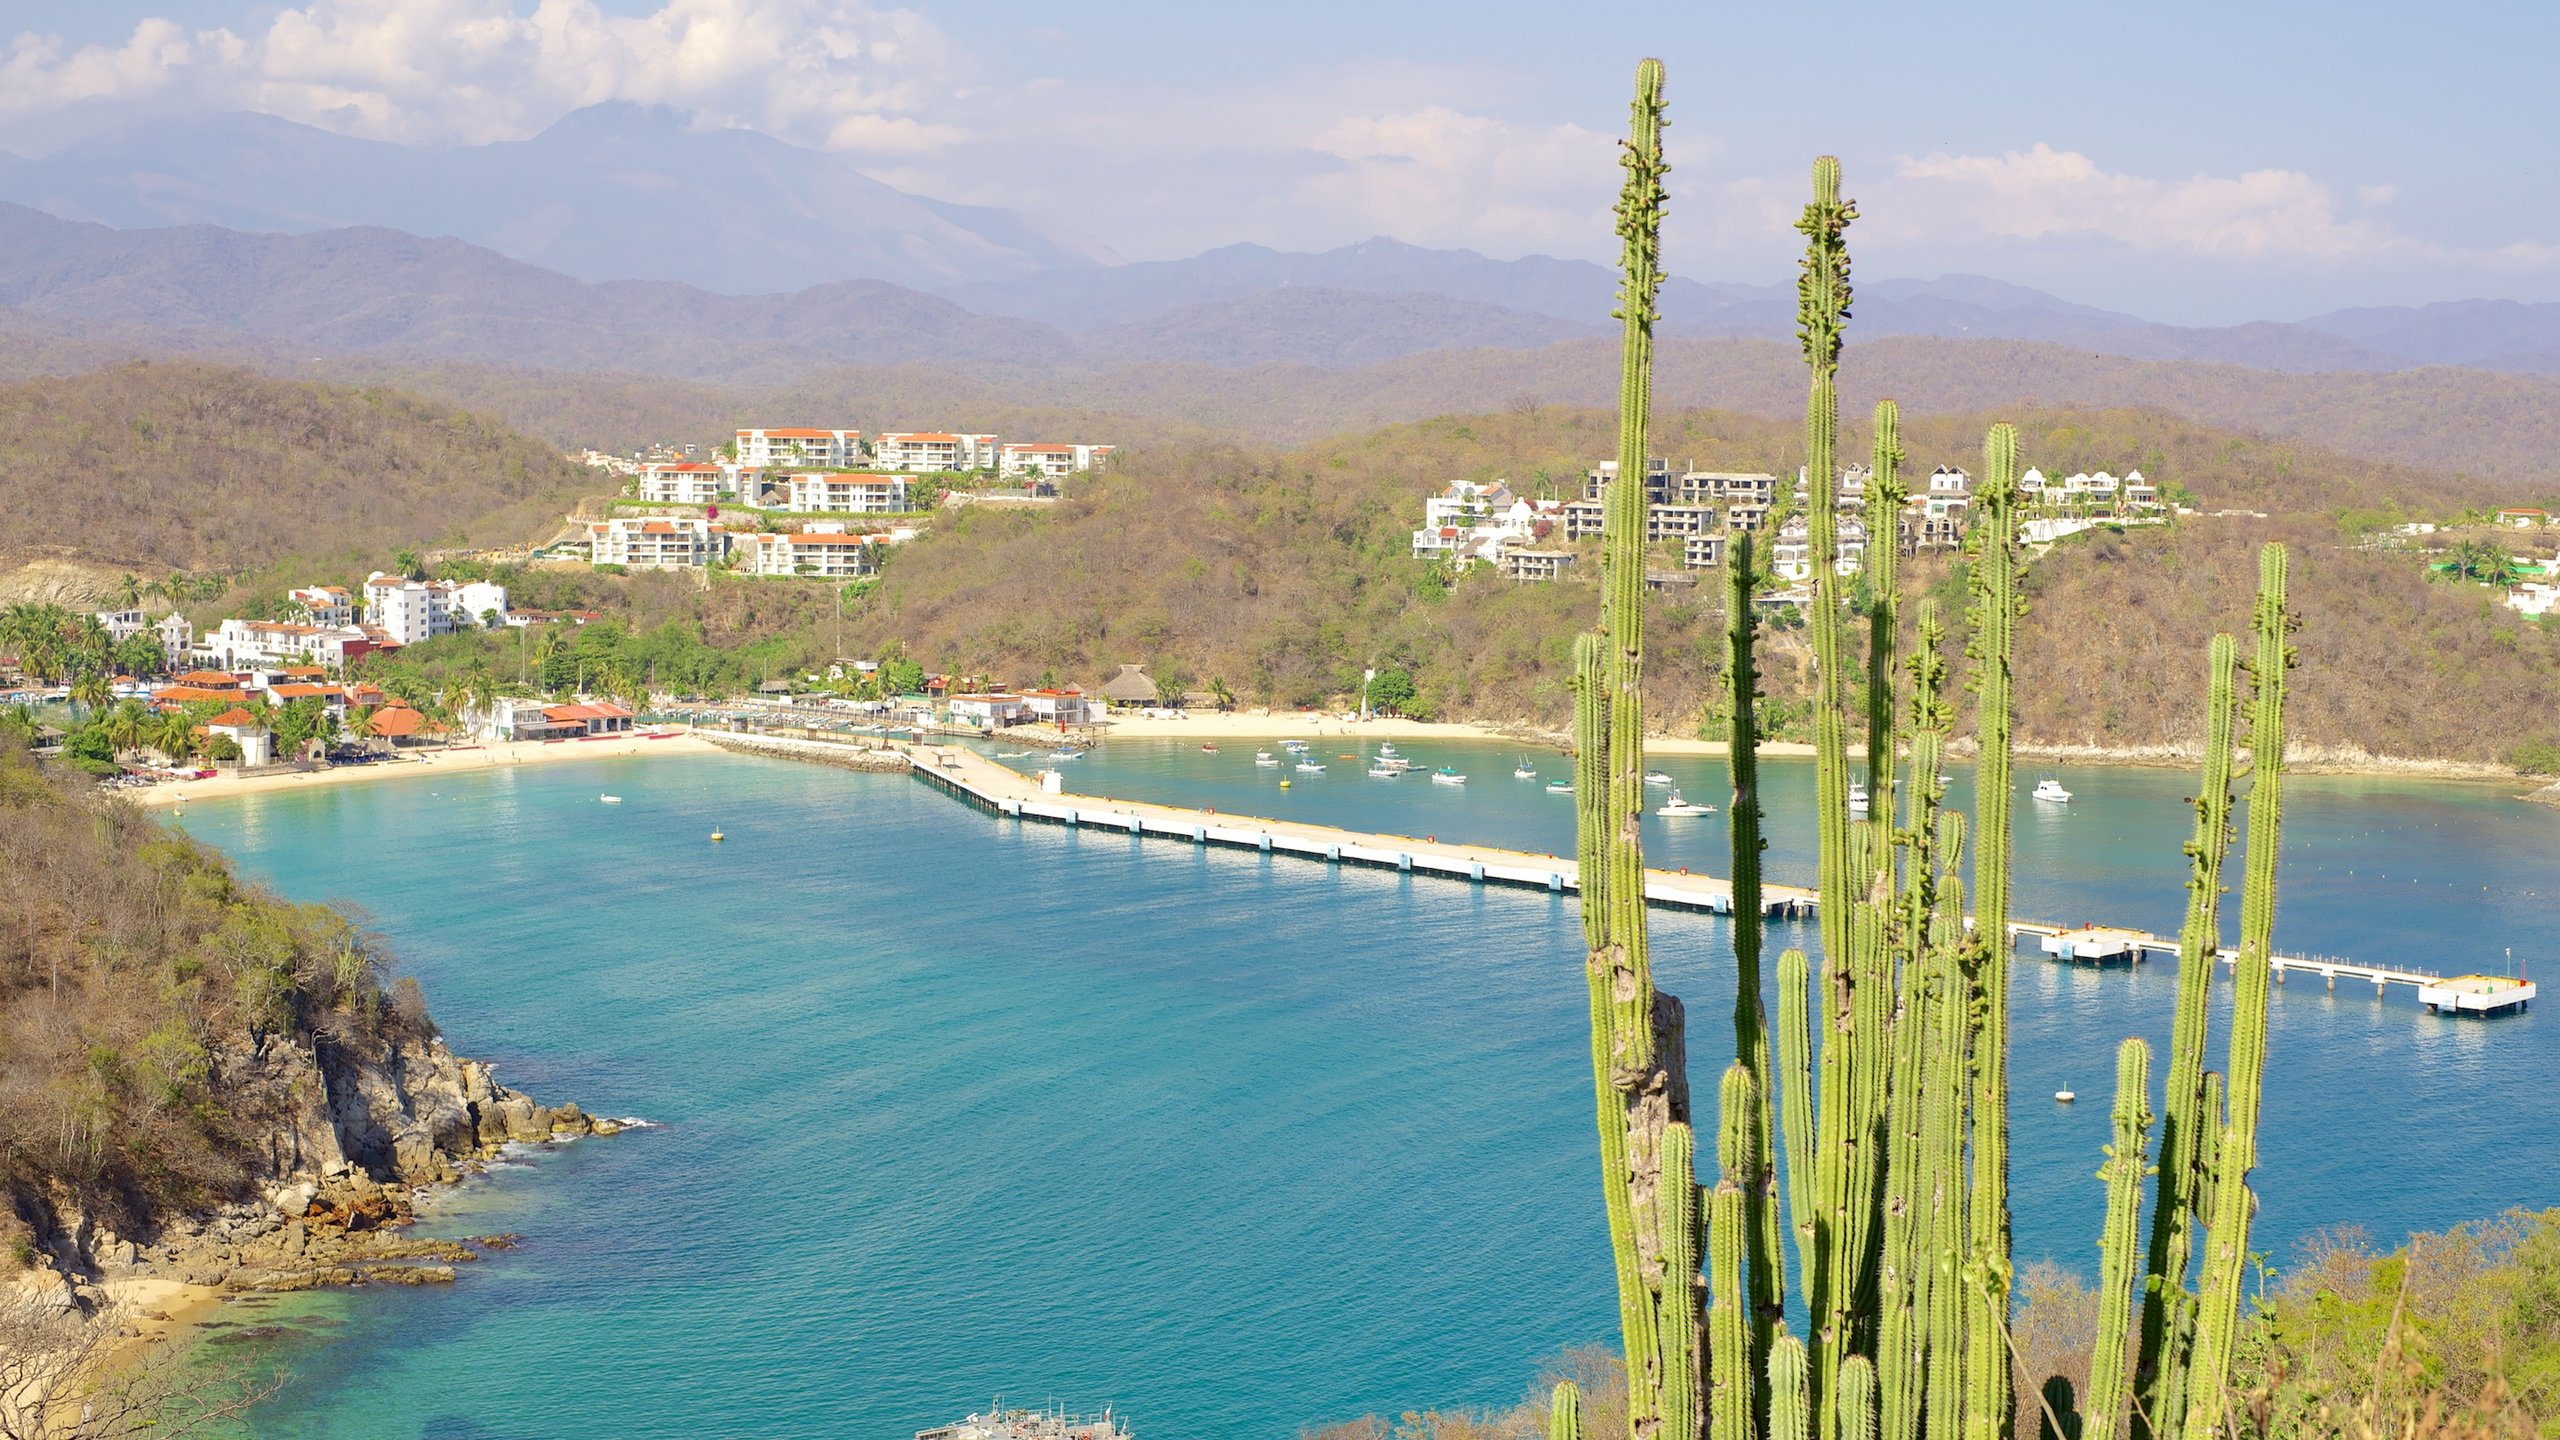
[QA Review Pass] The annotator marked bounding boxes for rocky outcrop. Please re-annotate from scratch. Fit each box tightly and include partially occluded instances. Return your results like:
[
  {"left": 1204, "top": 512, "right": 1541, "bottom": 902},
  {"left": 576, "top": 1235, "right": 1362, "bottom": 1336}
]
[
  {"left": 703, "top": 732, "right": 912, "bottom": 771},
  {"left": 26, "top": 1027, "right": 618, "bottom": 1303}
]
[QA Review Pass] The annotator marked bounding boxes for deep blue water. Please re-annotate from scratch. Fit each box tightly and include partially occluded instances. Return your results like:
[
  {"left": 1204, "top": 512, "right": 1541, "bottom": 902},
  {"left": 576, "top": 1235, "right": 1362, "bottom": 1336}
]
[{"left": 173, "top": 742, "right": 2559, "bottom": 1439}]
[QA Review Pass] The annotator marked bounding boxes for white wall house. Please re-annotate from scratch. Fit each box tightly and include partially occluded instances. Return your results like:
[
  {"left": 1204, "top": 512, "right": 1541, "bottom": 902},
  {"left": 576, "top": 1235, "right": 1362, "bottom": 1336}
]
[
  {"left": 640, "top": 462, "right": 756, "bottom": 505},
  {"left": 735, "top": 428, "right": 859, "bottom": 468},
  {"left": 998, "top": 443, "right": 1114, "bottom": 479},
  {"left": 362, "top": 575, "right": 442, "bottom": 645},
  {"left": 205, "top": 619, "right": 373, "bottom": 672},
  {"left": 734, "top": 530, "right": 882, "bottom": 579},
  {"left": 783, "top": 472, "right": 912, "bottom": 514},
  {"left": 947, "top": 694, "right": 1030, "bottom": 729},
  {"left": 288, "top": 586, "right": 355, "bottom": 626},
  {"left": 873, "top": 432, "right": 998, "bottom": 471},
  {"left": 588, "top": 517, "right": 726, "bottom": 570}
]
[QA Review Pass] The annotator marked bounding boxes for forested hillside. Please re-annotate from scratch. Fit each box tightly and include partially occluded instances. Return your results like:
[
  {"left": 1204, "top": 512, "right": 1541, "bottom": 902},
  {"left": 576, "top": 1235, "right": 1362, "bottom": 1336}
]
[{"left": 0, "top": 363, "right": 594, "bottom": 574}]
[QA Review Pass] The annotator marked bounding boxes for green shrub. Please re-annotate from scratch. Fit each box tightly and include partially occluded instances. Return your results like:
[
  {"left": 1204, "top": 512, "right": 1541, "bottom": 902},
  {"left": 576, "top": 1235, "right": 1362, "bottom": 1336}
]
[{"left": 2513, "top": 739, "right": 2560, "bottom": 775}]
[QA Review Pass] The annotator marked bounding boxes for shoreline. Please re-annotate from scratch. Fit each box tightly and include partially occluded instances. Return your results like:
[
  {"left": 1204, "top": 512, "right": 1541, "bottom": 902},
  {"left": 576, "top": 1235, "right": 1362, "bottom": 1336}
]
[{"left": 130, "top": 731, "right": 722, "bottom": 809}]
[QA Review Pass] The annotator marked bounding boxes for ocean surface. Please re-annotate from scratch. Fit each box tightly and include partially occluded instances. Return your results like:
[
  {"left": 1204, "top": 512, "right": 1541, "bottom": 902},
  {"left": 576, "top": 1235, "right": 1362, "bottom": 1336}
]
[{"left": 172, "top": 740, "right": 2559, "bottom": 1440}]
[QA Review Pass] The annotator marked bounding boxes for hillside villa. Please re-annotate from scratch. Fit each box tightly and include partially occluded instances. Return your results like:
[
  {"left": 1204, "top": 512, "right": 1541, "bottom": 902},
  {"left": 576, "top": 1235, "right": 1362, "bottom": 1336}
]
[{"left": 735, "top": 428, "right": 861, "bottom": 468}]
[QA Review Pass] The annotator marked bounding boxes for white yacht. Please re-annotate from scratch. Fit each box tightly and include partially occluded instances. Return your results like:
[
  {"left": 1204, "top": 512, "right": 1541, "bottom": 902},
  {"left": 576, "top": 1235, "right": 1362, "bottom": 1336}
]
[
  {"left": 1643, "top": 771, "right": 1674, "bottom": 786},
  {"left": 1255, "top": 751, "right": 1280, "bottom": 767},
  {"left": 1848, "top": 781, "right": 1870, "bottom": 817},
  {"left": 1294, "top": 759, "right": 1326, "bottom": 773},
  {"left": 1657, "top": 790, "right": 1713, "bottom": 817},
  {"left": 2033, "top": 777, "right": 2073, "bottom": 804}
]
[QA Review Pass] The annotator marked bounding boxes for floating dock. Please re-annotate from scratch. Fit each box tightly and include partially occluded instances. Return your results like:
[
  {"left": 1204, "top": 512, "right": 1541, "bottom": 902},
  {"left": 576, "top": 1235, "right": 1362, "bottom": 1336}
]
[{"left": 891, "top": 746, "right": 2531, "bottom": 1018}]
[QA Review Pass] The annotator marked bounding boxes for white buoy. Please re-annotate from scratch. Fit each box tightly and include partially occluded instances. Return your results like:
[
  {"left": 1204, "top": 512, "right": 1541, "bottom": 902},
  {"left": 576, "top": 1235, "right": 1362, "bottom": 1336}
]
[{"left": 2055, "top": 1090, "right": 2077, "bottom": 1103}]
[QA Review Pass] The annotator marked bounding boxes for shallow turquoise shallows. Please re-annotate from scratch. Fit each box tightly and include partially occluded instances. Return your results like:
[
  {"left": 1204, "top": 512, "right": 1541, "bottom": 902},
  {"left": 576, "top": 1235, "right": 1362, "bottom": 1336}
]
[{"left": 175, "top": 742, "right": 2558, "bottom": 1439}]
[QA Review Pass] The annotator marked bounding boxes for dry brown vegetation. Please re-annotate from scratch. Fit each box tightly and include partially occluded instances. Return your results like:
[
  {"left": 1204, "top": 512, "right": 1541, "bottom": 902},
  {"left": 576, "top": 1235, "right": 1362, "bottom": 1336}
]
[
  {"left": 0, "top": 736, "right": 430, "bottom": 1258},
  {"left": 0, "top": 363, "right": 594, "bottom": 576}
]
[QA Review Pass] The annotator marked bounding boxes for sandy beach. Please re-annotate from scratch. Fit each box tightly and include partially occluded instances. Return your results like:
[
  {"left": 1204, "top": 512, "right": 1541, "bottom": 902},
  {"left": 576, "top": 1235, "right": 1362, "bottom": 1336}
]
[{"left": 129, "top": 731, "right": 722, "bottom": 809}]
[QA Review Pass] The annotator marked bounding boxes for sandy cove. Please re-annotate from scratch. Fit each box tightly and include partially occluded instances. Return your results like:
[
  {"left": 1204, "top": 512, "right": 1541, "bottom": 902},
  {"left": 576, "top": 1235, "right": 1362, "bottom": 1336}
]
[{"left": 129, "top": 731, "right": 722, "bottom": 809}]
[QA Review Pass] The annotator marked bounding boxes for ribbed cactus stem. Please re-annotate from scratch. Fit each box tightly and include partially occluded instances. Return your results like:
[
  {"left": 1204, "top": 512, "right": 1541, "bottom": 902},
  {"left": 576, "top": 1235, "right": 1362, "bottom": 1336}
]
[
  {"left": 2133, "top": 633, "right": 2240, "bottom": 1440},
  {"left": 1922, "top": 857, "right": 1970, "bottom": 1440},
  {"left": 1963, "top": 421, "right": 2023, "bottom": 1440},
  {"left": 2183, "top": 545, "right": 2291, "bottom": 1440},
  {"left": 1553, "top": 1381, "right": 1587, "bottom": 1440},
  {"left": 1865, "top": 401, "right": 1906, "bottom": 837},
  {"left": 1708, "top": 1180, "right": 1753, "bottom": 1440},
  {"left": 1727, "top": 531, "right": 1785, "bottom": 1374},
  {"left": 1660, "top": 1123, "right": 1704, "bottom": 1440},
  {"left": 1838, "top": 1357, "right": 1876, "bottom": 1440},
  {"left": 1771, "top": 1335, "right": 1811, "bottom": 1440},
  {"left": 2085, "top": 1039, "right": 2153, "bottom": 1440},
  {"left": 1576, "top": 632, "right": 1649, "bottom": 1375},
  {"left": 1776, "top": 945, "right": 1817, "bottom": 1310}
]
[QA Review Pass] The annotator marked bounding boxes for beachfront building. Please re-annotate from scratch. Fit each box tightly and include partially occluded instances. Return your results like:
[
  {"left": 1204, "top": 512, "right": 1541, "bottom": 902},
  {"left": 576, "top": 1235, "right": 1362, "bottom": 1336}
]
[
  {"left": 735, "top": 428, "right": 860, "bottom": 468},
  {"left": 588, "top": 517, "right": 726, "bottom": 570},
  {"left": 734, "top": 529, "right": 883, "bottom": 579},
  {"left": 201, "top": 707, "right": 274, "bottom": 767},
  {"left": 998, "top": 443, "right": 1115, "bottom": 480},
  {"left": 782, "top": 472, "right": 912, "bottom": 514},
  {"left": 640, "top": 462, "right": 758, "bottom": 505},
  {"left": 947, "top": 693, "right": 1031, "bottom": 729},
  {"left": 490, "top": 697, "right": 637, "bottom": 740},
  {"left": 1022, "top": 688, "right": 1096, "bottom": 725},
  {"left": 875, "top": 432, "right": 999, "bottom": 472},
  {"left": 202, "top": 619, "right": 382, "bottom": 673}
]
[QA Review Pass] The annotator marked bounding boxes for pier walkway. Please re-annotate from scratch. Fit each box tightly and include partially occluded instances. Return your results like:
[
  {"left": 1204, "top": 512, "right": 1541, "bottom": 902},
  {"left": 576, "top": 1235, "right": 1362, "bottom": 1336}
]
[{"left": 900, "top": 746, "right": 2532, "bottom": 1016}]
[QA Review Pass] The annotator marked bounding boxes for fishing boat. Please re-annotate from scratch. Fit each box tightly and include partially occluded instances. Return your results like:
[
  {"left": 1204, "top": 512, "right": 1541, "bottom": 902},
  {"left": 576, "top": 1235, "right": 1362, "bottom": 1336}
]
[
  {"left": 599, "top": 794, "right": 622, "bottom": 804},
  {"left": 1546, "top": 781, "right": 1574, "bottom": 794},
  {"left": 1431, "top": 766, "right": 1466, "bottom": 785},
  {"left": 2033, "top": 777, "right": 2073, "bottom": 804},
  {"left": 1643, "top": 771, "right": 1673, "bottom": 786},
  {"left": 1367, "top": 762, "right": 1401, "bottom": 779},
  {"left": 1254, "top": 751, "right": 1279, "bottom": 767},
  {"left": 1513, "top": 759, "right": 1538, "bottom": 780},
  {"left": 1657, "top": 790, "right": 1713, "bottom": 817},
  {"left": 1294, "top": 760, "right": 1326, "bottom": 773}
]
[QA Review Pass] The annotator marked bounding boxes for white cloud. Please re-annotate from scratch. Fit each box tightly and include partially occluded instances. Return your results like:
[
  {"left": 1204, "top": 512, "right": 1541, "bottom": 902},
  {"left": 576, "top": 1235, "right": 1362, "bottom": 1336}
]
[
  {"left": 0, "top": 0, "right": 962, "bottom": 153},
  {"left": 1888, "top": 142, "right": 2558, "bottom": 269},
  {"left": 1295, "top": 105, "right": 1614, "bottom": 254}
]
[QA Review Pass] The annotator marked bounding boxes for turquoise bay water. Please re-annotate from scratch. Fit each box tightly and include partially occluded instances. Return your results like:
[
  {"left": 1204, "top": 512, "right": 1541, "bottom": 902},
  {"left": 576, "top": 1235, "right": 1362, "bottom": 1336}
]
[{"left": 176, "top": 743, "right": 2558, "bottom": 1439}]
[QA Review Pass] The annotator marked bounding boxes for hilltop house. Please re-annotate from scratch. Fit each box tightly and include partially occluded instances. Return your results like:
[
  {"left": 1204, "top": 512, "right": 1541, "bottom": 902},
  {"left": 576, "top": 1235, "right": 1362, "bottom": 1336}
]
[
  {"left": 734, "top": 528, "right": 882, "bottom": 579},
  {"left": 640, "top": 462, "right": 757, "bottom": 505},
  {"left": 287, "top": 585, "right": 354, "bottom": 626},
  {"left": 588, "top": 516, "right": 726, "bottom": 570},
  {"left": 735, "top": 428, "right": 860, "bottom": 468},
  {"left": 875, "top": 432, "right": 998, "bottom": 472},
  {"left": 998, "top": 443, "right": 1114, "bottom": 479},
  {"left": 782, "top": 472, "right": 911, "bottom": 514}
]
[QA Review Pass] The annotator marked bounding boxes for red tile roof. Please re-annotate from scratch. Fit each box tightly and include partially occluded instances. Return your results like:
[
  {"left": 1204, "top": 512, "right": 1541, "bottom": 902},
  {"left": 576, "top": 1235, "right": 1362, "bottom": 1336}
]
[{"left": 207, "top": 707, "right": 260, "bottom": 727}]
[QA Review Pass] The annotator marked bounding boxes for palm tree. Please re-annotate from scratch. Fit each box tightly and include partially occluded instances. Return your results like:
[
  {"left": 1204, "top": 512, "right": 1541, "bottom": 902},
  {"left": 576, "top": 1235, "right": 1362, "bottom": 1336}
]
[
  {"left": 1208, "top": 677, "right": 1236, "bottom": 712},
  {"left": 393, "top": 549, "right": 423, "bottom": 581},
  {"left": 68, "top": 667, "right": 112, "bottom": 716},
  {"left": 102, "top": 699, "right": 149, "bottom": 758},
  {"left": 148, "top": 708, "right": 197, "bottom": 763},
  {"left": 114, "top": 573, "right": 143, "bottom": 609},
  {"left": 113, "top": 631, "right": 166, "bottom": 680},
  {"left": 142, "top": 575, "right": 174, "bottom": 607}
]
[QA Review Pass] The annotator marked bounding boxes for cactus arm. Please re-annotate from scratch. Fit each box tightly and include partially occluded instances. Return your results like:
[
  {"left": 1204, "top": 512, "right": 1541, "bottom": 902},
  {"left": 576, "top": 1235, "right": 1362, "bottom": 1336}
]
[
  {"left": 1726, "top": 530, "right": 1786, "bottom": 1381},
  {"left": 1776, "top": 944, "right": 1818, "bottom": 1312},
  {"left": 1708, "top": 1178, "right": 1753, "bottom": 1440},
  {"left": 1963, "top": 422, "right": 2024, "bottom": 1440},
  {"left": 1865, "top": 400, "right": 1906, "bottom": 839},
  {"left": 2086, "top": 1039, "right": 2155, "bottom": 1440},
  {"left": 1553, "top": 1381, "right": 1586, "bottom": 1440},
  {"left": 1838, "top": 1356, "right": 1877, "bottom": 1440},
  {"left": 2133, "top": 633, "right": 2240, "bottom": 1440},
  {"left": 1660, "top": 1123, "right": 1704, "bottom": 1440},
  {"left": 1771, "top": 1335, "right": 1812, "bottom": 1440}
]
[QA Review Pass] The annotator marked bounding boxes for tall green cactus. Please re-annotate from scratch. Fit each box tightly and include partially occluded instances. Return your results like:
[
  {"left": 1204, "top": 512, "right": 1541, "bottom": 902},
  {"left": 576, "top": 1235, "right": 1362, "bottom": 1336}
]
[
  {"left": 1864, "top": 402, "right": 1907, "bottom": 847},
  {"left": 1964, "top": 422, "right": 2024, "bottom": 1440},
  {"left": 2085, "top": 1039, "right": 2153, "bottom": 1440},
  {"left": 1554, "top": 1381, "right": 1587, "bottom": 1440},
  {"left": 2133, "top": 634, "right": 2241, "bottom": 1440},
  {"left": 1728, "top": 532, "right": 1785, "bottom": 1379}
]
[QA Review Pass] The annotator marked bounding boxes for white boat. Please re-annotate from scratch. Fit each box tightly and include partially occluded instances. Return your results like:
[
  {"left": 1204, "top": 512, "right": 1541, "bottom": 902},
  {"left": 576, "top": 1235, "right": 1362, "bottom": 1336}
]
[
  {"left": 1295, "top": 760, "right": 1326, "bottom": 773},
  {"left": 1643, "top": 771, "right": 1673, "bottom": 786},
  {"left": 1513, "top": 759, "right": 1538, "bottom": 779},
  {"left": 2033, "top": 778, "right": 2073, "bottom": 803},
  {"left": 1431, "top": 766, "right": 1466, "bottom": 785},
  {"left": 1367, "top": 763, "right": 1401, "bottom": 779},
  {"left": 1657, "top": 790, "right": 1713, "bottom": 817},
  {"left": 1052, "top": 748, "right": 1086, "bottom": 759},
  {"left": 1546, "top": 781, "right": 1574, "bottom": 794},
  {"left": 1377, "top": 755, "right": 1413, "bottom": 772},
  {"left": 1849, "top": 781, "right": 1871, "bottom": 816},
  {"left": 1255, "top": 751, "right": 1279, "bottom": 767},
  {"left": 599, "top": 794, "right": 623, "bottom": 804},
  {"left": 1281, "top": 740, "right": 1310, "bottom": 753},
  {"left": 1378, "top": 742, "right": 1400, "bottom": 758}
]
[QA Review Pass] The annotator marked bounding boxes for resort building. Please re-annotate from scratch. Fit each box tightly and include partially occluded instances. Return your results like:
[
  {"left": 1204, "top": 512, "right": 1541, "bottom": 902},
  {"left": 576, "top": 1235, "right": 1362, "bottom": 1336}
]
[
  {"left": 1685, "top": 534, "right": 1726, "bottom": 570},
  {"left": 947, "top": 694, "right": 1031, "bottom": 729},
  {"left": 1022, "top": 688, "right": 1097, "bottom": 725},
  {"left": 93, "top": 607, "right": 196, "bottom": 666},
  {"left": 874, "top": 432, "right": 999, "bottom": 472},
  {"left": 361, "top": 575, "right": 508, "bottom": 643},
  {"left": 734, "top": 529, "right": 883, "bottom": 579},
  {"left": 1503, "top": 549, "right": 1576, "bottom": 582},
  {"left": 1583, "top": 457, "right": 1677, "bottom": 503},
  {"left": 588, "top": 517, "right": 726, "bottom": 570},
  {"left": 490, "top": 698, "right": 637, "bottom": 740},
  {"left": 639, "top": 462, "right": 757, "bottom": 505},
  {"left": 782, "top": 472, "right": 912, "bottom": 514},
  {"left": 202, "top": 619, "right": 382, "bottom": 673},
  {"left": 288, "top": 586, "right": 355, "bottom": 626},
  {"left": 998, "top": 443, "right": 1115, "bottom": 479},
  {"left": 735, "top": 428, "right": 860, "bottom": 469}
]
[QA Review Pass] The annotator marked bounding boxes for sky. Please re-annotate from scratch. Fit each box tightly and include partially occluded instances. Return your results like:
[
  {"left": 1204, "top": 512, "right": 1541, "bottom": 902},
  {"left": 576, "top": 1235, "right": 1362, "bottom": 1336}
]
[{"left": 1, "top": 0, "right": 2554, "bottom": 322}]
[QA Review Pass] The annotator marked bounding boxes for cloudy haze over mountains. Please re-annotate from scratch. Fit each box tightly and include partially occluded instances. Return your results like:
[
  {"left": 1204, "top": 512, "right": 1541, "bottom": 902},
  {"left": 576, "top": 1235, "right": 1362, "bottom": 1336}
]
[{"left": 0, "top": 0, "right": 2556, "bottom": 337}]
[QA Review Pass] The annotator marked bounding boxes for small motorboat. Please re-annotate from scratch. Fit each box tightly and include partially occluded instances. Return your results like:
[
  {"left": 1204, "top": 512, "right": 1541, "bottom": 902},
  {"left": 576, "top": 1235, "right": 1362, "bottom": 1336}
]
[
  {"left": 600, "top": 794, "right": 623, "bottom": 804},
  {"left": 996, "top": 751, "right": 1032, "bottom": 758},
  {"left": 1367, "top": 763, "right": 1401, "bottom": 779},
  {"left": 1281, "top": 740, "right": 1310, "bottom": 753},
  {"left": 1295, "top": 760, "right": 1327, "bottom": 773},
  {"left": 1255, "top": 751, "right": 1280, "bottom": 767},
  {"left": 1432, "top": 767, "right": 1467, "bottom": 785},
  {"left": 1657, "top": 790, "right": 1713, "bottom": 817},
  {"left": 1546, "top": 781, "right": 1575, "bottom": 794},
  {"left": 1379, "top": 742, "right": 1401, "bottom": 758},
  {"left": 1849, "top": 781, "right": 1871, "bottom": 817},
  {"left": 1643, "top": 771, "right": 1673, "bottom": 786},
  {"left": 1052, "top": 748, "right": 1086, "bottom": 759},
  {"left": 1201, "top": 743, "right": 1218, "bottom": 753},
  {"left": 2034, "top": 778, "right": 2073, "bottom": 804},
  {"left": 1513, "top": 759, "right": 1538, "bottom": 779}
]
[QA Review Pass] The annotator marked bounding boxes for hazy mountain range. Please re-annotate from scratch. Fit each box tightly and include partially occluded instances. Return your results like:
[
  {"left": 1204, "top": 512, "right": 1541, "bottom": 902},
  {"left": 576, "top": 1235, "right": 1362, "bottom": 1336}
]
[{"left": 1, "top": 102, "right": 2557, "bottom": 382}]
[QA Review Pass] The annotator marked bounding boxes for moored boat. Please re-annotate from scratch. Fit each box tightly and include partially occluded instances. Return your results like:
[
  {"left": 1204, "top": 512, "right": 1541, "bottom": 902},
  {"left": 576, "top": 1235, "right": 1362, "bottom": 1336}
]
[
  {"left": 1657, "top": 789, "right": 1713, "bottom": 817},
  {"left": 1643, "top": 771, "right": 1673, "bottom": 785},
  {"left": 2034, "top": 777, "right": 2073, "bottom": 803},
  {"left": 1431, "top": 766, "right": 1466, "bottom": 785}
]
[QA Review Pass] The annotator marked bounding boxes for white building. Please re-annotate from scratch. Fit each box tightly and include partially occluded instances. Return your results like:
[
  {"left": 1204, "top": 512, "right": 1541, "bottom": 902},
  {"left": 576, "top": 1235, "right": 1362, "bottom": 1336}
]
[
  {"left": 640, "top": 462, "right": 756, "bottom": 505},
  {"left": 735, "top": 428, "right": 859, "bottom": 468},
  {"left": 588, "top": 517, "right": 726, "bottom": 570},
  {"left": 1022, "top": 688, "right": 1096, "bottom": 725},
  {"left": 2508, "top": 581, "right": 2560, "bottom": 618},
  {"left": 90, "top": 607, "right": 197, "bottom": 669},
  {"left": 1413, "top": 479, "right": 1540, "bottom": 559},
  {"left": 204, "top": 619, "right": 375, "bottom": 672},
  {"left": 873, "top": 432, "right": 998, "bottom": 472},
  {"left": 947, "top": 693, "right": 1031, "bottom": 729},
  {"left": 360, "top": 575, "right": 508, "bottom": 644},
  {"left": 203, "top": 706, "right": 273, "bottom": 768},
  {"left": 782, "top": 472, "right": 912, "bottom": 514},
  {"left": 288, "top": 586, "right": 355, "bottom": 626},
  {"left": 734, "top": 529, "right": 883, "bottom": 579},
  {"left": 998, "top": 443, "right": 1114, "bottom": 480}
]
